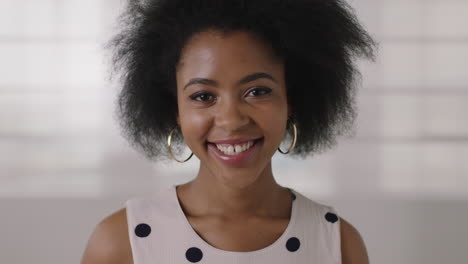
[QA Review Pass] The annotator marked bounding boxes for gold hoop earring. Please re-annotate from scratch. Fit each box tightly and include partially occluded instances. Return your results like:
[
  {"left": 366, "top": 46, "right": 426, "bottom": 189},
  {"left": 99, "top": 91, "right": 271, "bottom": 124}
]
[
  {"left": 167, "top": 126, "right": 193, "bottom": 163},
  {"left": 278, "top": 119, "right": 297, "bottom": 154}
]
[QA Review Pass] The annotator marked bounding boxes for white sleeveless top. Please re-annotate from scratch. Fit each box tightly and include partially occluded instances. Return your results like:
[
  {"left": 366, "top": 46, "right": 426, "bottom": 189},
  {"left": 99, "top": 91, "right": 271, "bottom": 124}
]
[{"left": 125, "top": 184, "right": 342, "bottom": 264}]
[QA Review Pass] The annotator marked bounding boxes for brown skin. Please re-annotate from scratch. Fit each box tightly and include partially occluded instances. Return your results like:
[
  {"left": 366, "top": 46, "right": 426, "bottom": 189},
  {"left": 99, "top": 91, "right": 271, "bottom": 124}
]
[
  {"left": 81, "top": 30, "right": 369, "bottom": 264},
  {"left": 81, "top": 209, "right": 368, "bottom": 264},
  {"left": 174, "top": 30, "right": 292, "bottom": 250}
]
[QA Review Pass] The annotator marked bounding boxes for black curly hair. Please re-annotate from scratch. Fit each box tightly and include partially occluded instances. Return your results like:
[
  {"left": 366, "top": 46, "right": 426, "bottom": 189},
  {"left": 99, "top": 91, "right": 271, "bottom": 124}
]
[{"left": 109, "top": 0, "right": 376, "bottom": 162}]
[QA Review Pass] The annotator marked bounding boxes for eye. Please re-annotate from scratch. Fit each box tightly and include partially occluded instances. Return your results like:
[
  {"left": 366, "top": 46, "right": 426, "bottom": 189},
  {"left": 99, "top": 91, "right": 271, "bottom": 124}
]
[
  {"left": 246, "top": 87, "right": 272, "bottom": 97},
  {"left": 189, "top": 92, "right": 214, "bottom": 102}
]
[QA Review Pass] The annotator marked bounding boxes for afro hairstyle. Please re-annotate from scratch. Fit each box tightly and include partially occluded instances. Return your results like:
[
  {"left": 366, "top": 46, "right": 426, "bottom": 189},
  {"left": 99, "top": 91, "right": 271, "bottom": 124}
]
[{"left": 109, "top": 0, "right": 376, "bottom": 162}]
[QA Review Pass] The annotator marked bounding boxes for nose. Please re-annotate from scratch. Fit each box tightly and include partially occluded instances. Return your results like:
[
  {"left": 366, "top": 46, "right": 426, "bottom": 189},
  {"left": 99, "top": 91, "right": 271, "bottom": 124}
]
[{"left": 214, "top": 98, "right": 250, "bottom": 132}]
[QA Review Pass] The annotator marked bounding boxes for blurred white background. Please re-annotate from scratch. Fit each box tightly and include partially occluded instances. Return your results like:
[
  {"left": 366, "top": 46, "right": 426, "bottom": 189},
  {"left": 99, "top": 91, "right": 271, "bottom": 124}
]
[{"left": 0, "top": 0, "right": 467, "bottom": 263}]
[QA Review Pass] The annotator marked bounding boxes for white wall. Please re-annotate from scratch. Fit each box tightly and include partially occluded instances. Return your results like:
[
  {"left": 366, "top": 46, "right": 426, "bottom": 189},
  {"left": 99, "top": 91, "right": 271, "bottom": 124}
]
[{"left": 0, "top": 0, "right": 467, "bottom": 263}]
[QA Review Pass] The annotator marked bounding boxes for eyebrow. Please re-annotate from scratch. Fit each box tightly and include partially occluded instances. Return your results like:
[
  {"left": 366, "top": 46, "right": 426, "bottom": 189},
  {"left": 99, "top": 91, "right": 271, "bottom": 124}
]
[{"left": 183, "top": 72, "right": 277, "bottom": 90}]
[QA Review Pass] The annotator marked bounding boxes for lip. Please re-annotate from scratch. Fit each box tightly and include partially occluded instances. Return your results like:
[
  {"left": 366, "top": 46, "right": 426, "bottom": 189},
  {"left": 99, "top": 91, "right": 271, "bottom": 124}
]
[
  {"left": 207, "top": 137, "right": 264, "bottom": 167},
  {"left": 208, "top": 137, "right": 262, "bottom": 145}
]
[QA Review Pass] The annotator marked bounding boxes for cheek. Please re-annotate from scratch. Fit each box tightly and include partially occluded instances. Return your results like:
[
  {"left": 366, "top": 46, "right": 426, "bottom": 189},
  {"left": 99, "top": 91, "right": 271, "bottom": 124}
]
[
  {"left": 249, "top": 104, "right": 286, "bottom": 142},
  {"left": 263, "top": 103, "right": 289, "bottom": 141},
  {"left": 179, "top": 110, "right": 211, "bottom": 144},
  {"left": 177, "top": 95, "right": 204, "bottom": 133},
  {"left": 268, "top": 112, "right": 288, "bottom": 137}
]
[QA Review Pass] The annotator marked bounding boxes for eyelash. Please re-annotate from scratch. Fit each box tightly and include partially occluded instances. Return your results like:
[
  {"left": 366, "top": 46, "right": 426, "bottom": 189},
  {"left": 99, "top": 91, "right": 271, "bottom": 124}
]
[{"left": 189, "top": 87, "right": 272, "bottom": 102}]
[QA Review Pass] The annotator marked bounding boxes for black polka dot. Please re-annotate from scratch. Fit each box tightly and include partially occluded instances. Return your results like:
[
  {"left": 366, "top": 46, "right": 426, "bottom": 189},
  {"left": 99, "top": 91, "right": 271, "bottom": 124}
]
[
  {"left": 134, "top": 223, "right": 151, "bottom": 237},
  {"left": 325, "top": 212, "right": 339, "bottom": 223},
  {"left": 185, "top": 247, "right": 203, "bottom": 263},
  {"left": 286, "top": 237, "right": 300, "bottom": 252}
]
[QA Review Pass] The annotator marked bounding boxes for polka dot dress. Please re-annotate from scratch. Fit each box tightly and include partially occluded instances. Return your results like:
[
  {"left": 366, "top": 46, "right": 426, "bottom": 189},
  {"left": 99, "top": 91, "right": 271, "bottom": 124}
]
[{"left": 125, "top": 185, "right": 342, "bottom": 264}]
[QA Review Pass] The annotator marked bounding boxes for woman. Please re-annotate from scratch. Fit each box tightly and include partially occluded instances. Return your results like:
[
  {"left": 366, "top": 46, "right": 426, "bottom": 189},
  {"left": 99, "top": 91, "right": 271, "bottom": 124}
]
[{"left": 82, "top": 0, "right": 375, "bottom": 263}]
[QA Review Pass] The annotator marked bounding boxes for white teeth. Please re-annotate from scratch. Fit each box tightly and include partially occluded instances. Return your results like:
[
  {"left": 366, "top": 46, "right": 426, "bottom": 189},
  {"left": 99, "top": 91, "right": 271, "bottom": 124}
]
[
  {"left": 215, "top": 140, "right": 255, "bottom": 155},
  {"left": 227, "top": 145, "right": 234, "bottom": 154},
  {"left": 235, "top": 145, "right": 242, "bottom": 153}
]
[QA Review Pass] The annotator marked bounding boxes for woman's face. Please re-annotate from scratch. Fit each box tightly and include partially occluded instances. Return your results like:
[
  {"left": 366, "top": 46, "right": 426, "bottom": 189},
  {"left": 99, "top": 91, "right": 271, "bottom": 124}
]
[{"left": 176, "top": 30, "right": 289, "bottom": 186}]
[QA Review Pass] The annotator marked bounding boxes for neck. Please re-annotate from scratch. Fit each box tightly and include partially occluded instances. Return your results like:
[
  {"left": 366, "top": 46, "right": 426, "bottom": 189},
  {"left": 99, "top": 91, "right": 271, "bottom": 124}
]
[{"left": 176, "top": 161, "right": 289, "bottom": 219}]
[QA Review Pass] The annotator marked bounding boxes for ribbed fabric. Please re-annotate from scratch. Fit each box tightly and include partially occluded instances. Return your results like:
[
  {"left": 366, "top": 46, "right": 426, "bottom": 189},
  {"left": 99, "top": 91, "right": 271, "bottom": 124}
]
[{"left": 125, "top": 184, "right": 342, "bottom": 264}]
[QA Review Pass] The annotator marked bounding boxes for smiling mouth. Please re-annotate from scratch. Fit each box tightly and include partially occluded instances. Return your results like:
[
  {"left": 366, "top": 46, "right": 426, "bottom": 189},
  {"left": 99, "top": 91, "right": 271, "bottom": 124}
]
[
  {"left": 206, "top": 137, "right": 264, "bottom": 167},
  {"left": 206, "top": 137, "right": 264, "bottom": 155}
]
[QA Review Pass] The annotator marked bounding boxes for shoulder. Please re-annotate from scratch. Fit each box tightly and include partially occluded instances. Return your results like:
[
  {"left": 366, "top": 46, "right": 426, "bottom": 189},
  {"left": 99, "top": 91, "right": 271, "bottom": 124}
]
[
  {"left": 81, "top": 208, "right": 133, "bottom": 264},
  {"left": 339, "top": 217, "right": 369, "bottom": 264}
]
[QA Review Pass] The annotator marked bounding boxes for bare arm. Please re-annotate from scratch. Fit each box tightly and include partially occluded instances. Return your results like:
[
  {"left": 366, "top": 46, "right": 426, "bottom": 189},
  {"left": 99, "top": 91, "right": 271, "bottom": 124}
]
[
  {"left": 340, "top": 217, "right": 369, "bottom": 264},
  {"left": 81, "top": 208, "right": 133, "bottom": 264}
]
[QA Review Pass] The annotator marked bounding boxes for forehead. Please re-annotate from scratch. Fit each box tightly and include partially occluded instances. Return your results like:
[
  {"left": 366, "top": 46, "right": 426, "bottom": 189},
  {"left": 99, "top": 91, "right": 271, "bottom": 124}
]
[{"left": 176, "top": 30, "right": 283, "bottom": 79}]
